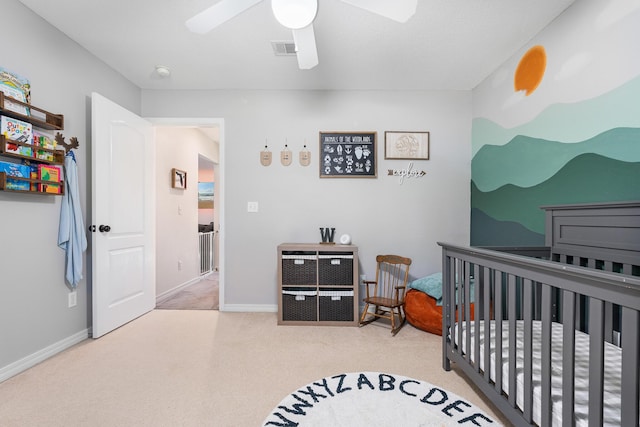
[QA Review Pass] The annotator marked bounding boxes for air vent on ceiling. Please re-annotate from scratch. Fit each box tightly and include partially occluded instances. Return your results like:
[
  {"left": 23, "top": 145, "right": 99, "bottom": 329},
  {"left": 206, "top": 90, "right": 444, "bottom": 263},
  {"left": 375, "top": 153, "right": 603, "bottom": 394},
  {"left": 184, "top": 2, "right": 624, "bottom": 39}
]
[{"left": 271, "top": 41, "right": 297, "bottom": 56}]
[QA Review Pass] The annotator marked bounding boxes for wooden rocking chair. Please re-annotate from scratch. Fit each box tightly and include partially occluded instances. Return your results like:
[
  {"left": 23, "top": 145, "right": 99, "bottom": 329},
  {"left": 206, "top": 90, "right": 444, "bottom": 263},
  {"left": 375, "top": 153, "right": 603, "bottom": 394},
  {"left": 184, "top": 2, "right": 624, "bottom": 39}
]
[{"left": 359, "top": 254, "right": 412, "bottom": 335}]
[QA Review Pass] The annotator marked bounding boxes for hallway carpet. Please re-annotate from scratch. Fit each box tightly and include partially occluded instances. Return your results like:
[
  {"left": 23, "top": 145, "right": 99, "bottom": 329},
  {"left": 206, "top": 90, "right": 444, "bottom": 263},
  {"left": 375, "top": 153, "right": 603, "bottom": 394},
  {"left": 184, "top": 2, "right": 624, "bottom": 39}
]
[{"left": 156, "top": 273, "right": 219, "bottom": 310}]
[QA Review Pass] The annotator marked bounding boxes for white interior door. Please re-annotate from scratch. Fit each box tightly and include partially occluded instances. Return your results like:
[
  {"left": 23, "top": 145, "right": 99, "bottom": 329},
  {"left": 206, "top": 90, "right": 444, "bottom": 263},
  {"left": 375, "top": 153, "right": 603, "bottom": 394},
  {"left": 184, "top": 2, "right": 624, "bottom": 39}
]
[{"left": 91, "top": 92, "right": 155, "bottom": 338}]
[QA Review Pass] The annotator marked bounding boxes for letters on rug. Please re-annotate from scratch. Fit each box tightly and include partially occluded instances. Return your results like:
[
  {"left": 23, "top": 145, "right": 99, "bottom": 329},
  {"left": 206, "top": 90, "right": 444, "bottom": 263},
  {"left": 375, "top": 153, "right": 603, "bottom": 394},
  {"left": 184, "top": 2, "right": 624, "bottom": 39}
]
[{"left": 262, "top": 371, "right": 501, "bottom": 426}]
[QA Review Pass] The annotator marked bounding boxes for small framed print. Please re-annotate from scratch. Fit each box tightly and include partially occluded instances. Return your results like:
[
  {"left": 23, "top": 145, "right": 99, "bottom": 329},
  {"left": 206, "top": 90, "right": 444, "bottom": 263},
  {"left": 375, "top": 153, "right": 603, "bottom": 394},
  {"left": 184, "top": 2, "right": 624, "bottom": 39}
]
[
  {"left": 384, "top": 131, "right": 430, "bottom": 160},
  {"left": 172, "top": 168, "right": 187, "bottom": 189}
]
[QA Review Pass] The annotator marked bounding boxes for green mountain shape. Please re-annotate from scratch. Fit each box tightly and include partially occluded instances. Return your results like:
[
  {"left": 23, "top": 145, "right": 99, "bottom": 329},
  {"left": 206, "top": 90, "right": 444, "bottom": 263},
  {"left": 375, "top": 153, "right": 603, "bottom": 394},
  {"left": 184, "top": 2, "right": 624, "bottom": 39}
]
[
  {"left": 470, "top": 208, "right": 544, "bottom": 246},
  {"left": 472, "top": 127, "right": 640, "bottom": 192},
  {"left": 472, "top": 74, "right": 640, "bottom": 157},
  {"left": 472, "top": 154, "right": 640, "bottom": 234}
]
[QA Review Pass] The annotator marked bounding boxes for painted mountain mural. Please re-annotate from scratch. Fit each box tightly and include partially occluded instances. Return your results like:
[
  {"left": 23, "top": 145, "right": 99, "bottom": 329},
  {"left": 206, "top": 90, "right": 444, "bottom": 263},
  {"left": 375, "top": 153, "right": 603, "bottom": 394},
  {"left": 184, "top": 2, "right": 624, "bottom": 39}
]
[
  {"left": 471, "top": 72, "right": 640, "bottom": 247},
  {"left": 472, "top": 153, "right": 640, "bottom": 245},
  {"left": 473, "top": 128, "right": 640, "bottom": 193}
]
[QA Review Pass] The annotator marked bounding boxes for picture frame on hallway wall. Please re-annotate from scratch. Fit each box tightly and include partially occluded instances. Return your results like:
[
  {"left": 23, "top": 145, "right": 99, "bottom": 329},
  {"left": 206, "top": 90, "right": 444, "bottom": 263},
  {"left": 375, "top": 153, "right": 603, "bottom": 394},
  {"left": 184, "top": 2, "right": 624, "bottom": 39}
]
[
  {"left": 172, "top": 168, "right": 187, "bottom": 189},
  {"left": 384, "top": 131, "right": 430, "bottom": 160},
  {"left": 319, "top": 131, "right": 377, "bottom": 178},
  {"left": 198, "top": 182, "right": 214, "bottom": 209}
]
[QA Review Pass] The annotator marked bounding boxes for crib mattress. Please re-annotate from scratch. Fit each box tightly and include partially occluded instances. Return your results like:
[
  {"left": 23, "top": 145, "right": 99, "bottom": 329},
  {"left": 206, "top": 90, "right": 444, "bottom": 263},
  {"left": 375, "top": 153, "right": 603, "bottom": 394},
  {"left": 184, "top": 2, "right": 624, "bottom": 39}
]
[{"left": 454, "top": 320, "right": 624, "bottom": 426}]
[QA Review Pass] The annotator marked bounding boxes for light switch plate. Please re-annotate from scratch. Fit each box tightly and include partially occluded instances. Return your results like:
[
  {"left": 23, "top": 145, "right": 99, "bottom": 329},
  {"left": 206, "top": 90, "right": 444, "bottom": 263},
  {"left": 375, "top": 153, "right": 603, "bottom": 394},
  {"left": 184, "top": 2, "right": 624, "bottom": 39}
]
[{"left": 247, "top": 201, "right": 259, "bottom": 212}]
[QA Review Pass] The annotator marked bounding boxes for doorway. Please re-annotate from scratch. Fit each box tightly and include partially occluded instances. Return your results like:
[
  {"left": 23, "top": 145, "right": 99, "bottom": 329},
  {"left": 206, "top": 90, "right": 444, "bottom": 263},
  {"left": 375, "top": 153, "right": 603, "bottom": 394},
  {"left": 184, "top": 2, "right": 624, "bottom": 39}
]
[{"left": 150, "top": 118, "right": 224, "bottom": 311}]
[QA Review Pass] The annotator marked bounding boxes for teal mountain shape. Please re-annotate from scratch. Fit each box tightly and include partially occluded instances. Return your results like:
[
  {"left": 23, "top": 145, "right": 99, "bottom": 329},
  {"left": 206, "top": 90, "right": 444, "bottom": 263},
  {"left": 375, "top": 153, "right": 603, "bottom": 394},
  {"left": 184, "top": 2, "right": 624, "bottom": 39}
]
[
  {"left": 470, "top": 208, "right": 543, "bottom": 246},
  {"left": 472, "top": 74, "right": 640, "bottom": 157},
  {"left": 472, "top": 127, "right": 640, "bottom": 192},
  {"left": 472, "top": 154, "right": 640, "bottom": 236}
]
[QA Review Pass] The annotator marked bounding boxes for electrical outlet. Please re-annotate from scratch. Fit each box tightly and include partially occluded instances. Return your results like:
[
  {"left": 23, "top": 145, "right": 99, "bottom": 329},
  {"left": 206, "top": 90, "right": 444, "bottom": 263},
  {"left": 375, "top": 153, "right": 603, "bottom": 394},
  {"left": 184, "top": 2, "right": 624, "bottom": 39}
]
[
  {"left": 360, "top": 274, "right": 366, "bottom": 284},
  {"left": 178, "top": 260, "right": 183, "bottom": 271},
  {"left": 247, "top": 201, "right": 259, "bottom": 213},
  {"left": 68, "top": 291, "right": 77, "bottom": 308}
]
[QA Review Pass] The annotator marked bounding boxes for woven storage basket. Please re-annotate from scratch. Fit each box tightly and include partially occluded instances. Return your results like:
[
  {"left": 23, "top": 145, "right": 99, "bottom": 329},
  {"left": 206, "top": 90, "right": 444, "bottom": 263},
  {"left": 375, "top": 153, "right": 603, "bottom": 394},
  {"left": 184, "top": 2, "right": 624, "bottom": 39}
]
[
  {"left": 282, "top": 253, "right": 317, "bottom": 286},
  {"left": 282, "top": 288, "right": 317, "bottom": 321},
  {"left": 318, "top": 254, "right": 353, "bottom": 285},
  {"left": 318, "top": 289, "right": 354, "bottom": 321}
]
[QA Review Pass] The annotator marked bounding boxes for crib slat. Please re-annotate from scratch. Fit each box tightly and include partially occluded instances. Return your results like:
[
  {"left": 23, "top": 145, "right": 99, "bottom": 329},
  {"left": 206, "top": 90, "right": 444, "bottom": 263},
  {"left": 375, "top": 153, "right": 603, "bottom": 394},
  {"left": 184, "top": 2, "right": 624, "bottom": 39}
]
[
  {"left": 522, "top": 279, "right": 533, "bottom": 423},
  {"left": 602, "top": 257, "right": 614, "bottom": 343},
  {"left": 465, "top": 261, "right": 472, "bottom": 365},
  {"left": 621, "top": 307, "right": 640, "bottom": 427},
  {"left": 508, "top": 274, "right": 517, "bottom": 408},
  {"left": 442, "top": 253, "right": 452, "bottom": 371},
  {"left": 540, "top": 284, "right": 553, "bottom": 427},
  {"left": 562, "top": 290, "right": 576, "bottom": 424},
  {"left": 454, "top": 259, "right": 462, "bottom": 358},
  {"left": 474, "top": 264, "right": 481, "bottom": 373},
  {"left": 483, "top": 266, "right": 492, "bottom": 383},
  {"left": 604, "top": 301, "right": 613, "bottom": 343},
  {"left": 588, "top": 298, "right": 605, "bottom": 426},
  {"left": 494, "top": 270, "right": 503, "bottom": 395}
]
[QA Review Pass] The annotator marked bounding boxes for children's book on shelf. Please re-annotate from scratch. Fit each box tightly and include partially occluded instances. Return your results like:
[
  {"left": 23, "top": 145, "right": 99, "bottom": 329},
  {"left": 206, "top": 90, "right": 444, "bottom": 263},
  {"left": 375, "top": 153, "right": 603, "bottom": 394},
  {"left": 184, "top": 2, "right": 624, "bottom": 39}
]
[
  {"left": 38, "top": 164, "right": 62, "bottom": 194},
  {"left": 0, "top": 67, "right": 30, "bottom": 116},
  {"left": 0, "top": 160, "right": 30, "bottom": 191},
  {"left": 1, "top": 115, "right": 33, "bottom": 157},
  {"left": 33, "top": 130, "right": 55, "bottom": 161},
  {"left": 5, "top": 178, "right": 30, "bottom": 191},
  {"left": 0, "top": 160, "right": 30, "bottom": 178}
]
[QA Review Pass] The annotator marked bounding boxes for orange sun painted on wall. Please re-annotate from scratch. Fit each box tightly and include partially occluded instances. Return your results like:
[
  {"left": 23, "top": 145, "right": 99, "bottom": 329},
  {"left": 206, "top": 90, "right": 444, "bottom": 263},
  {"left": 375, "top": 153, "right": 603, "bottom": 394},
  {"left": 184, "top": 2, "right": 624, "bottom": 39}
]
[{"left": 514, "top": 45, "right": 547, "bottom": 96}]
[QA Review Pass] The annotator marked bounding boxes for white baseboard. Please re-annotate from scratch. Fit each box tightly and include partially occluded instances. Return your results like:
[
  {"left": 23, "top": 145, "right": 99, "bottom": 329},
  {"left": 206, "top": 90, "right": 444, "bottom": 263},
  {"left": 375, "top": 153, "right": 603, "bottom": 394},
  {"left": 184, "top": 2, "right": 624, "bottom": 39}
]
[
  {"left": 156, "top": 277, "right": 202, "bottom": 304},
  {"left": 0, "top": 329, "right": 89, "bottom": 383},
  {"left": 220, "top": 304, "right": 277, "bottom": 313}
]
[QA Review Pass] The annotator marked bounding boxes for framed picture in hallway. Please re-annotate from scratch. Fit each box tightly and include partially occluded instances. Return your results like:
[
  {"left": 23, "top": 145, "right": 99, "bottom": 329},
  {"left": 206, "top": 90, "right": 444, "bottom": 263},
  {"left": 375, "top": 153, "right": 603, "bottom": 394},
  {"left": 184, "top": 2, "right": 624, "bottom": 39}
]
[
  {"left": 172, "top": 168, "right": 187, "bottom": 189},
  {"left": 198, "top": 182, "right": 214, "bottom": 209}
]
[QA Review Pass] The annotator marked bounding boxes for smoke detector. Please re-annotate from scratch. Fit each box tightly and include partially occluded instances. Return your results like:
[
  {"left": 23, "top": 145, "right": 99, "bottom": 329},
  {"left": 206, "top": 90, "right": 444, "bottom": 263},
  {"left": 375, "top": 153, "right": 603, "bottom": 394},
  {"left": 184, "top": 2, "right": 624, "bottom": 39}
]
[{"left": 155, "top": 65, "right": 171, "bottom": 78}]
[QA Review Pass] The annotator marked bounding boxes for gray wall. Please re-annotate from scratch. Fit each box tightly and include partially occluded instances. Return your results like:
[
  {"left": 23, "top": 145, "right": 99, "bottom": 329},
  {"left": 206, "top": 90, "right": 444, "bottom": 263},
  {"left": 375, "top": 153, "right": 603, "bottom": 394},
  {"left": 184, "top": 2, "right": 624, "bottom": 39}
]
[
  {"left": 1, "top": 0, "right": 471, "bottom": 378},
  {"left": 142, "top": 90, "right": 472, "bottom": 309},
  {"left": 0, "top": 0, "right": 139, "bottom": 372}
]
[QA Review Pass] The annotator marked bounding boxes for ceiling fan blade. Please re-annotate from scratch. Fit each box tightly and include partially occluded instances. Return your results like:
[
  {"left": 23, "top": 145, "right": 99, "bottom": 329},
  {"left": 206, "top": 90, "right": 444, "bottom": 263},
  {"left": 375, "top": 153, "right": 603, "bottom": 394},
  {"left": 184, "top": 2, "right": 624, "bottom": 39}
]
[
  {"left": 340, "top": 0, "right": 417, "bottom": 23},
  {"left": 292, "top": 25, "right": 318, "bottom": 70},
  {"left": 186, "top": 0, "right": 264, "bottom": 34}
]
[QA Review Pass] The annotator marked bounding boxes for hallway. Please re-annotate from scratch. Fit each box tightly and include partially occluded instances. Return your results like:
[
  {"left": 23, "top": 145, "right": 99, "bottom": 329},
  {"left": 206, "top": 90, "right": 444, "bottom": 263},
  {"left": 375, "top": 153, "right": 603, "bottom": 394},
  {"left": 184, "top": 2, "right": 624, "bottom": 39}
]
[{"left": 156, "top": 273, "right": 219, "bottom": 310}]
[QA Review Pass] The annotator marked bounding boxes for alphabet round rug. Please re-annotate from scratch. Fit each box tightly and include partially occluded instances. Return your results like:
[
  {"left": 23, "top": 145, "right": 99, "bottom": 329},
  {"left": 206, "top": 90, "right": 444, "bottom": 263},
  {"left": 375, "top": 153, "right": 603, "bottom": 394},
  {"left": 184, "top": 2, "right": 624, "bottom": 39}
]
[{"left": 262, "top": 372, "right": 502, "bottom": 426}]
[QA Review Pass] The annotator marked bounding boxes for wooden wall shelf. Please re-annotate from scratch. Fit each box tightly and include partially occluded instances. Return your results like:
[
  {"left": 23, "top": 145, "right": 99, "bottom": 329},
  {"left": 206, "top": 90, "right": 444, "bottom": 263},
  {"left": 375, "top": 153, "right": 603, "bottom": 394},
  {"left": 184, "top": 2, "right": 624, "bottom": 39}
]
[
  {"left": 0, "top": 172, "right": 64, "bottom": 195},
  {"left": 0, "top": 135, "right": 64, "bottom": 165},
  {"left": 0, "top": 95, "right": 66, "bottom": 196},
  {"left": 0, "top": 93, "right": 64, "bottom": 130}
]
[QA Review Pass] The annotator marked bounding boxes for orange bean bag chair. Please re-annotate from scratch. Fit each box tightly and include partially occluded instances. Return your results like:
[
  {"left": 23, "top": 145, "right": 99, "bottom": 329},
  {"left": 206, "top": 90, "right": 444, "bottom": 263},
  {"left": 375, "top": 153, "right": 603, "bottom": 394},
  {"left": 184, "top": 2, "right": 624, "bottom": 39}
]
[{"left": 405, "top": 289, "right": 475, "bottom": 336}]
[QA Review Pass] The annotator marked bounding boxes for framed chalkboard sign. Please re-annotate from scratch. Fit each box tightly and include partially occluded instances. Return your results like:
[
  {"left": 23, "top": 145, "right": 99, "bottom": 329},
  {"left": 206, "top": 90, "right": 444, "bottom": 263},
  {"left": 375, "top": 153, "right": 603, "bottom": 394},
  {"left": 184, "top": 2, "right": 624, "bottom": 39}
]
[{"left": 319, "top": 131, "right": 377, "bottom": 178}]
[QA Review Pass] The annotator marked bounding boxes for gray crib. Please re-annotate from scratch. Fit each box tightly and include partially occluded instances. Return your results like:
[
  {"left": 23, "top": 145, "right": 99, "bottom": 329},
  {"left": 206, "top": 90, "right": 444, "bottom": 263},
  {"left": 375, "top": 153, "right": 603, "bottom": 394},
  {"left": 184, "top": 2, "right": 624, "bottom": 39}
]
[{"left": 439, "top": 201, "right": 640, "bottom": 426}]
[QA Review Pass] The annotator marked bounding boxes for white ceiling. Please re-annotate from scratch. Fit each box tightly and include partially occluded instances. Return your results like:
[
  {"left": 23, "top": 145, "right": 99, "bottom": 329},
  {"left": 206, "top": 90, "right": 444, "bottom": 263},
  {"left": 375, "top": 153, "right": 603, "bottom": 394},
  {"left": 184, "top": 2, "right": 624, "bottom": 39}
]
[{"left": 17, "top": 0, "right": 575, "bottom": 91}]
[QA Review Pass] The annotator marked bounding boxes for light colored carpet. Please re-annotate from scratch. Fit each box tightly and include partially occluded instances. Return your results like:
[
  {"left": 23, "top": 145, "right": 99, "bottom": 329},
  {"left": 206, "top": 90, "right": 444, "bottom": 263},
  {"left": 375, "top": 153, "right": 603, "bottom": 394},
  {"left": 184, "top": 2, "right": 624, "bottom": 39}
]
[
  {"left": 0, "top": 311, "right": 510, "bottom": 426},
  {"left": 156, "top": 273, "right": 219, "bottom": 310}
]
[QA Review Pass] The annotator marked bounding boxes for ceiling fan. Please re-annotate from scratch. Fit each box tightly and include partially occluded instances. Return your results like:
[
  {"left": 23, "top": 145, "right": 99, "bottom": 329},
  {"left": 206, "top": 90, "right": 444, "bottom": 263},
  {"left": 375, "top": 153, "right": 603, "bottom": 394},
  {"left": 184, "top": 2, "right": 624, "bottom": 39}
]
[{"left": 186, "top": 0, "right": 417, "bottom": 70}]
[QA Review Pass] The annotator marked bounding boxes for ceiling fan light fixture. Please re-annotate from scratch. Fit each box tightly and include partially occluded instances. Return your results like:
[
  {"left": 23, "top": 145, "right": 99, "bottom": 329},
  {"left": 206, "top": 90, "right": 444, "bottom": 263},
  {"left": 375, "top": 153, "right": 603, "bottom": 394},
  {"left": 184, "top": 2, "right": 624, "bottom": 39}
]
[{"left": 271, "top": 0, "right": 318, "bottom": 30}]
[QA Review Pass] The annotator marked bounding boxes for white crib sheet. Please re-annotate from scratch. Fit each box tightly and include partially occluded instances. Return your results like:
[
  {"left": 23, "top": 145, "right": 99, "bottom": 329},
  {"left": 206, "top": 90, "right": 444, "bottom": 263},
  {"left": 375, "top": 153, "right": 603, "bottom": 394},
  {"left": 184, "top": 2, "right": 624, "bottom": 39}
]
[{"left": 454, "top": 320, "right": 623, "bottom": 426}]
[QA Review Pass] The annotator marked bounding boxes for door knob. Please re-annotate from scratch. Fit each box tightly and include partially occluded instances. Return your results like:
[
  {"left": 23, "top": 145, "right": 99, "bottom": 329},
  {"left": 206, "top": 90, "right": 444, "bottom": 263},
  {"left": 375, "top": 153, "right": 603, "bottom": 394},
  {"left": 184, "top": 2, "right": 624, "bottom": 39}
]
[
  {"left": 88, "top": 225, "right": 96, "bottom": 232},
  {"left": 99, "top": 225, "right": 111, "bottom": 232}
]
